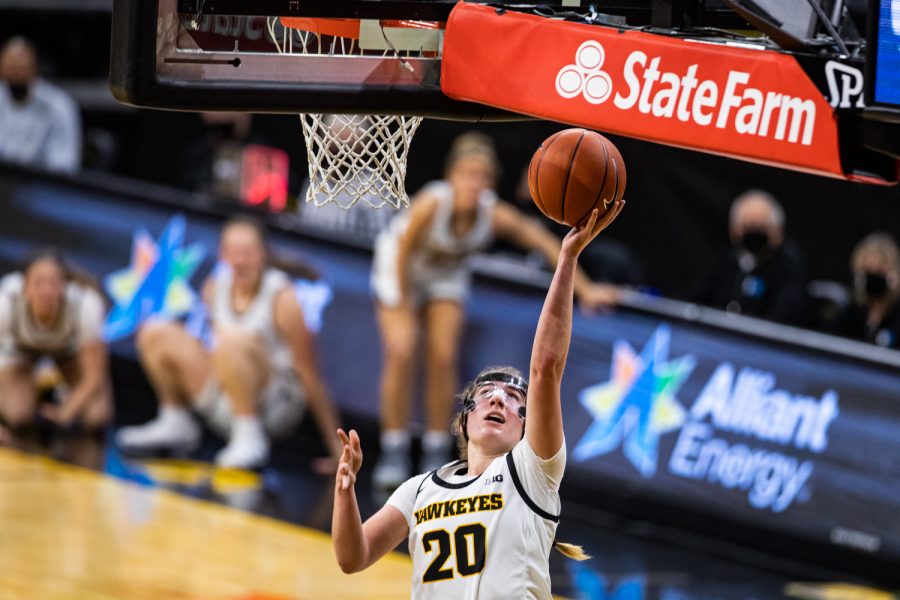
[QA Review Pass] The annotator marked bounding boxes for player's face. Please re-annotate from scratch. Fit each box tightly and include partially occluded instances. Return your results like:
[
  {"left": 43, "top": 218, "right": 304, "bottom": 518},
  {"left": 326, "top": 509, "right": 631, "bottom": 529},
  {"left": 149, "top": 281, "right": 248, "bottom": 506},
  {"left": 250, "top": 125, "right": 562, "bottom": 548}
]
[
  {"left": 24, "top": 259, "right": 65, "bottom": 321},
  {"left": 220, "top": 225, "right": 266, "bottom": 289},
  {"left": 467, "top": 382, "right": 526, "bottom": 452},
  {"left": 448, "top": 154, "right": 495, "bottom": 210}
]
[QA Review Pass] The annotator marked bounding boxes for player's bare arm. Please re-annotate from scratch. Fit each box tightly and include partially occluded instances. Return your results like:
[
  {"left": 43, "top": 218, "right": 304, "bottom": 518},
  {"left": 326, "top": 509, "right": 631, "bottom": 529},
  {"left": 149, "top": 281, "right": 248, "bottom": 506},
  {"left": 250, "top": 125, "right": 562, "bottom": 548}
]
[{"left": 332, "top": 428, "right": 409, "bottom": 572}]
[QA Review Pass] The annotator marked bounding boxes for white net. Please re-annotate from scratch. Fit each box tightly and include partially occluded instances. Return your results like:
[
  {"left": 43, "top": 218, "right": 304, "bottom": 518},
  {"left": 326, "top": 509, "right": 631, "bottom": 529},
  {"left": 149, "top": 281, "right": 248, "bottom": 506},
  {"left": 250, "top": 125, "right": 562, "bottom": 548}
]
[
  {"left": 268, "top": 18, "right": 425, "bottom": 210},
  {"left": 300, "top": 113, "right": 421, "bottom": 209}
]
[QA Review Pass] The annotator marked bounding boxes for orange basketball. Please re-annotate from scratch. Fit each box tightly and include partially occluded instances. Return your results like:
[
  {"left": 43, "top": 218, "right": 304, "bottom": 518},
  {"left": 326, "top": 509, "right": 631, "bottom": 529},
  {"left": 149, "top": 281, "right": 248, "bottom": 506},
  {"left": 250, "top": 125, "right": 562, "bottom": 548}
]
[{"left": 527, "top": 128, "right": 626, "bottom": 227}]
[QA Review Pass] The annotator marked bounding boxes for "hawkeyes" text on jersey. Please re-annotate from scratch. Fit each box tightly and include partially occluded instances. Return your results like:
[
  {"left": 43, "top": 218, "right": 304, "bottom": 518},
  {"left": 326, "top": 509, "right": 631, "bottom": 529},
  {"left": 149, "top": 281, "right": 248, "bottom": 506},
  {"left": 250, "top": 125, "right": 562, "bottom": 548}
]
[{"left": 414, "top": 493, "right": 503, "bottom": 525}]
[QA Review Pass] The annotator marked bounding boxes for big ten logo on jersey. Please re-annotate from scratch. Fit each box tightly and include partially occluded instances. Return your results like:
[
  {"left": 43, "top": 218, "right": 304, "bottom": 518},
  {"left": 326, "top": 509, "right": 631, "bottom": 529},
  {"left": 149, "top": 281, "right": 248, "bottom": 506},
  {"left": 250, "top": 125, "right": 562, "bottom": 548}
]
[
  {"left": 825, "top": 61, "right": 865, "bottom": 109},
  {"left": 484, "top": 474, "right": 503, "bottom": 486},
  {"left": 414, "top": 494, "right": 503, "bottom": 525}
]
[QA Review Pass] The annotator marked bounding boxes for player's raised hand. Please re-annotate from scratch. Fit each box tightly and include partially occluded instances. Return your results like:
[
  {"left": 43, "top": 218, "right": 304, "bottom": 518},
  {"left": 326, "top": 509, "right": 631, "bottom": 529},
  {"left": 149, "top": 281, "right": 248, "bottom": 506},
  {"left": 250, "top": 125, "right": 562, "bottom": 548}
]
[
  {"left": 563, "top": 202, "right": 624, "bottom": 258},
  {"left": 336, "top": 428, "right": 363, "bottom": 491},
  {"left": 592, "top": 198, "right": 625, "bottom": 235}
]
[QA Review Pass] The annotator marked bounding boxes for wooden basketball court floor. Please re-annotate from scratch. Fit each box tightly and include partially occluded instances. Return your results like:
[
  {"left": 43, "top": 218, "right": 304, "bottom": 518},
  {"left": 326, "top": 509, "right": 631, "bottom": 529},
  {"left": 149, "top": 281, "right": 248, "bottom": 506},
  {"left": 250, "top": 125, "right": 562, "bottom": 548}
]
[
  {"left": 0, "top": 448, "right": 414, "bottom": 600},
  {"left": 0, "top": 440, "right": 895, "bottom": 600}
]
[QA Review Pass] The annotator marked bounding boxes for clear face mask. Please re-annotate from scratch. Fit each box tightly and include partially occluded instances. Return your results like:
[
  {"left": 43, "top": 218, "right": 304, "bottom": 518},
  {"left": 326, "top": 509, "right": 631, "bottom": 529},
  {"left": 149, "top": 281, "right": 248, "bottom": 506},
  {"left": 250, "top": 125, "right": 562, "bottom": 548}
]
[
  {"left": 470, "top": 383, "right": 527, "bottom": 416},
  {"left": 459, "top": 372, "right": 528, "bottom": 441}
]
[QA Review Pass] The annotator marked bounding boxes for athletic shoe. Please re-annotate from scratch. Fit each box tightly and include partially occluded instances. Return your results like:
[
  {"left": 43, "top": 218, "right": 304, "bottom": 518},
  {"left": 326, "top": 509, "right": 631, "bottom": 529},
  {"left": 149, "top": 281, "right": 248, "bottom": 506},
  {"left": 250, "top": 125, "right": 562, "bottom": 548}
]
[
  {"left": 215, "top": 419, "right": 270, "bottom": 470},
  {"left": 115, "top": 408, "right": 201, "bottom": 455},
  {"left": 372, "top": 446, "right": 411, "bottom": 491}
]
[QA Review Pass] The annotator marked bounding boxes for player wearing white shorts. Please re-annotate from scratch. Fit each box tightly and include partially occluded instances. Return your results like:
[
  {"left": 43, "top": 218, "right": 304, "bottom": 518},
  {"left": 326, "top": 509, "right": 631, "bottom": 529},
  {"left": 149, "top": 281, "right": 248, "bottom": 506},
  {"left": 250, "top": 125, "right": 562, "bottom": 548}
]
[
  {"left": 370, "top": 132, "right": 620, "bottom": 490},
  {"left": 116, "top": 217, "right": 341, "bottom": 471},
  {"left": 334, "top": 204, "right": 625, "bottom": 599},
  {"left": 0, "top": 250, "right": 111, "bottom": 433}
]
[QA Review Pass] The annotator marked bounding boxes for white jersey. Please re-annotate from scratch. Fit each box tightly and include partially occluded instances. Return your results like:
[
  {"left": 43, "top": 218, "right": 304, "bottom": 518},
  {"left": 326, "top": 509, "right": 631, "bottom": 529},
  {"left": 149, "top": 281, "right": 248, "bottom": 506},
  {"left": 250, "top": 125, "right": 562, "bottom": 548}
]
[
  {"left": 0, "top": 272, "right": 104, "bottom": 359},
  {"left": 195, "top": 267, "right": 305, "bottom": 438},
  {"left": 210, "top": 267, "right": 293, "bottom": 369},
  {"left": 387, "top": 438, "right": 565, "bottom": 600},
  {"left": 372, "top": 180, "right": 497, "bottom": 306}
]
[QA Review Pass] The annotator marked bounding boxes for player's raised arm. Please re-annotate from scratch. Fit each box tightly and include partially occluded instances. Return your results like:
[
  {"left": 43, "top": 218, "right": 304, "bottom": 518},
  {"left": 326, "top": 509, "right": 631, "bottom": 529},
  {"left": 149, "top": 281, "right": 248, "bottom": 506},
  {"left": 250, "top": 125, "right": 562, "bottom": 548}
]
[{"left": 526, "top": 204, "right": 623, "bottom": 459}]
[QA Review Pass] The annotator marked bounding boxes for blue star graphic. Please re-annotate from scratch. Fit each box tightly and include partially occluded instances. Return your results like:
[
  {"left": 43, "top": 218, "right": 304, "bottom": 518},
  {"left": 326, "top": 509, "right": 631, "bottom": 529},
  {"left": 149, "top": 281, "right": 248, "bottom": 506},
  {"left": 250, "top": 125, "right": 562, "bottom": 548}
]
[
  {"left": 103, "top": 215, "right": 206, "bottom": 342},
  {"left": 573, "top": 325, "right": 696, "bottom": 477}
]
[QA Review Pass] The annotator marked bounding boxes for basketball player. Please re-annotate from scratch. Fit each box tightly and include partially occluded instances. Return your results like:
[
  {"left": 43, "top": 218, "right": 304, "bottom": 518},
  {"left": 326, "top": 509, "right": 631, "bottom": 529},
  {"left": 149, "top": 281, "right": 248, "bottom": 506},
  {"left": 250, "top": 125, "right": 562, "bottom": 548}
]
[
  {"left": 334, "top": 206, "right": 623, "bottom": 598},
  {"left": 116, "top": 217, "right": 342, "bottom": 471},
  {"left": 0, "top": 250, "right": 111, "bottom": 434},
  {"left": 370, "top": 131, "right": 618, "bottom": 488}
]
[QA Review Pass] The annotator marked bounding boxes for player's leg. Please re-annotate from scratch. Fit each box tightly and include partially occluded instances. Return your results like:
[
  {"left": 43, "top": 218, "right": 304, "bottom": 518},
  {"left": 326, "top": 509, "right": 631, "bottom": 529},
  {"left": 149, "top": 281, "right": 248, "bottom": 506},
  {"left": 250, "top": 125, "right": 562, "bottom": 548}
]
[
  {"left": 56, "top": 355, "right": 113, "bottom": 432},
  {"left": 210, "top": 328, "right": 272, "bottom": 468},
  {"left": 115, "top": 320, "right": 210, "bottom": 453},
  {"left": 373, "top": 302, "right": 419, "bottom": 488},
  {"left": 48, "top": 356, "right": 109, "bottom": 469},
  {"left": 422, "top": 299, "right": 465, "bottom": 471},
  {"left": 0, "top": 361, "right": 38, "bottom": 430}
]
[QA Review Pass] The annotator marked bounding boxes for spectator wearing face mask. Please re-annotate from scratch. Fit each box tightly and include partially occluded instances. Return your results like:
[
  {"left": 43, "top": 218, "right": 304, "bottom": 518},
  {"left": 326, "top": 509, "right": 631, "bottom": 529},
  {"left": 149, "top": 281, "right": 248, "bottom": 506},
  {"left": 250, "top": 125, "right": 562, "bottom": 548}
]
[
  {"left": 831, "top": 233, "right": 900, "bottom": 349},
  {"left": 694, "top": 189, "right": 807, "bottom": 325},
  {"left": 0, "top": 37, "right": 81, "bottom": 173}
]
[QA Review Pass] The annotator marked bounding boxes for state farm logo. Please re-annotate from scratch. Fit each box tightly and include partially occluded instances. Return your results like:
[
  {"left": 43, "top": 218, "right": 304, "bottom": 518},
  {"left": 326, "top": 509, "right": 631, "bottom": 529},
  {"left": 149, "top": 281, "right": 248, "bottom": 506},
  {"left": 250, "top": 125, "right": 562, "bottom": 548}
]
[
  {"left": 555, "top": 40, "right": 820, "bottom": 146},
  {"left": 555, "top": 41, "right": 614, "bottom": 105}
]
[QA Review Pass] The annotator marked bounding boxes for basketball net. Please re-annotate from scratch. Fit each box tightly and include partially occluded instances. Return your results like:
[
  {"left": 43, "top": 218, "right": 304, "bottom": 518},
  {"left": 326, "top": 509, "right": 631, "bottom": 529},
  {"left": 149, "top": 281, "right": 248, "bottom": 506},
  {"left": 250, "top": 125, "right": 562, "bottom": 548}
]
[{"left": 268, "top": 17, "right": 424, "bottom": 210}]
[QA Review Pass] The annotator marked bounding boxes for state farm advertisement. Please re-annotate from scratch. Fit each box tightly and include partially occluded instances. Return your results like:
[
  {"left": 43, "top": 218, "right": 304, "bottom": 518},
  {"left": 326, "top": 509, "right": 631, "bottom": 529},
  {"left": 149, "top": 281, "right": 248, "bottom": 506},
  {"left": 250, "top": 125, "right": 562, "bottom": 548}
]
[{"left": 441, "top": 3, "right": 844, "bottom": 178}]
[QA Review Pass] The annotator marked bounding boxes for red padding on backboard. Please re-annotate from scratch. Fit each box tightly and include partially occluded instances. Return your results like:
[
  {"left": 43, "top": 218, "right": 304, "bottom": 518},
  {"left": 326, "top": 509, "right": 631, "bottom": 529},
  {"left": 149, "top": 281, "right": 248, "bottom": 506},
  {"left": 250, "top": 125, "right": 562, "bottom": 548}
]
[
  {"left": 441, "top": 3, "right": 844, "bottom": 179},
  {"left": 280, "top": 18, "right": 361, "bottom": 39}
]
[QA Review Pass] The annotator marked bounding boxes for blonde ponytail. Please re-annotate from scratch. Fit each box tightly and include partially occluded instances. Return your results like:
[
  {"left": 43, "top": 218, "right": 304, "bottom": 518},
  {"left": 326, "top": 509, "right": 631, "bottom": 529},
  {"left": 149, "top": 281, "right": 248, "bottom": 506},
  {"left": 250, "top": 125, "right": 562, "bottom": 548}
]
[{"left": 553, "top": 541, "right": 590, "bottom": 561}]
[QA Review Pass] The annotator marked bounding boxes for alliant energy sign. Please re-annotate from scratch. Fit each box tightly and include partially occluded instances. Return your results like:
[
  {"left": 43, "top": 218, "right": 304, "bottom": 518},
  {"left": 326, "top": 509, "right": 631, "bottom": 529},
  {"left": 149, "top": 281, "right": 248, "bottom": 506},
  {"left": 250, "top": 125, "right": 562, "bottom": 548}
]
[
  {"left": 558, "top": 321, "right": 900, "bottom": 569},
  {"left": 442, "top": 3, "right": 844, "bottom": 178},
  {"left": 571, "top": 326, "right": 839, "bottom": 514}
]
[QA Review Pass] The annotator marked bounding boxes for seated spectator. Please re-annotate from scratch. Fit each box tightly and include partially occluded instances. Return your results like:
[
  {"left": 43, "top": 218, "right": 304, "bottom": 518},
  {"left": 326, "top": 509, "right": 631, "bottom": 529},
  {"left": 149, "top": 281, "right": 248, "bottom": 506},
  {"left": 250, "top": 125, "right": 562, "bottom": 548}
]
[
  {"left": 0, "top": 250, "right": 111, "bottom": 435},
  {"left": 0, "top": 37, "right": 81, "bottom": 173},
  {"left": 694, "top": 189, "right": 806, "bottom": 324},
  {"left": 831, "top": 233, "right": 900, "bottom": 349},
  {"left": 116, "top": 216, "right": 342, "bottom": 471}
]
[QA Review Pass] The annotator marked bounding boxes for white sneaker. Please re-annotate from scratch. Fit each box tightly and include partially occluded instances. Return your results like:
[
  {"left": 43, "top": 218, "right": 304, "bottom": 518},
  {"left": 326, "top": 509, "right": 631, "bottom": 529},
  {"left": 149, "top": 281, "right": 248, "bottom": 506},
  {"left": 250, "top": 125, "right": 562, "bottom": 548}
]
[
  {"left": 116, "top": 408, "right": 201, "bottom": 455},
  {"left": 372, "top": 446, "right": 411, "bottom": 491},
  {"left": 215, "top": 418, "right": 270, "bottom": 470}
]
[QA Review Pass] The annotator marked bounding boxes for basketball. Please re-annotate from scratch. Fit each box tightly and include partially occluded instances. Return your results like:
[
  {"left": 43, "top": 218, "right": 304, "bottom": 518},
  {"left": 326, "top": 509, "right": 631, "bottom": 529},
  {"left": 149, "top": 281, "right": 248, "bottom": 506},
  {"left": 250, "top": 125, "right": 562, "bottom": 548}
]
[{"left": 527, "top": 129, "right": 626, "bottom": 227}]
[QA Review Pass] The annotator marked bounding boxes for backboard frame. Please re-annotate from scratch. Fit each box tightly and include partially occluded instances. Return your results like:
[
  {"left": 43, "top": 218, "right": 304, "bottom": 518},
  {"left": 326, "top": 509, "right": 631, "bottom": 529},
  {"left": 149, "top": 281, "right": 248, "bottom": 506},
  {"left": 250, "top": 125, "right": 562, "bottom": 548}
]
[{"left": 109, "top": 0, "right": 554, "bottom": 118}]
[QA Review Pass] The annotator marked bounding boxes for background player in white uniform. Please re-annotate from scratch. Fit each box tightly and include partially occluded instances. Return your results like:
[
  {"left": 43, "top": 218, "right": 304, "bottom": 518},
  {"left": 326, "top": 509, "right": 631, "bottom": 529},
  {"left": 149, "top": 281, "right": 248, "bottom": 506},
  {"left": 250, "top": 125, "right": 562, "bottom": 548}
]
[
  {"left": 117, "top": 217, "right": 342, "bottom": 470},
  {"left": 334, "top": 204, "right": 624, "bottom": 599},
  {"left": 0, "top": 250, "right": 111, "bottom": 435},
  {"left": 371, "top": 132, "right": 619, "bottom": 488}
]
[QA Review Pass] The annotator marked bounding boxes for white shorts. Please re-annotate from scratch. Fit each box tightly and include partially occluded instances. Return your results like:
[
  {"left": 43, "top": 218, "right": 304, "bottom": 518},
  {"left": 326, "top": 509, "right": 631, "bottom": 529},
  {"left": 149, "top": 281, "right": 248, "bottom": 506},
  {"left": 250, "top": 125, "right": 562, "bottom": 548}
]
[
  {"left": 194, "top": 366, "right": 306, "bottom": 440},
  {"left": 371, "top": 234, "right": 472, "bottom": 308}
]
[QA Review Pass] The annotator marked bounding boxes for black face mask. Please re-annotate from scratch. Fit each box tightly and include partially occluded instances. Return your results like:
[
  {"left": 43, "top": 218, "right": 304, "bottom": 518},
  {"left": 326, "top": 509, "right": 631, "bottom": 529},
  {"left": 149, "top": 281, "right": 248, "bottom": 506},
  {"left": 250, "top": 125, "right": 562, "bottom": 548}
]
[
  {"left": 741, "top": 230, "right": 769, "bottom": 254},
  {"left": 863, "top": 272, "right": 889, "bottom": 298},
  {"left": 7, "top": 82, "right": 29, "bottom": 103}
]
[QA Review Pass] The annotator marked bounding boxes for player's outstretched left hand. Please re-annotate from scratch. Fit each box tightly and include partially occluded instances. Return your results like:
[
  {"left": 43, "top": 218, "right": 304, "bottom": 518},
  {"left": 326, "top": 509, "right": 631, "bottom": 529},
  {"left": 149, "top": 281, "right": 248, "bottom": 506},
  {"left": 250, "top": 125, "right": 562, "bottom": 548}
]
[{"left": 336, "top": 428, "right": 363, "bottom": 492}]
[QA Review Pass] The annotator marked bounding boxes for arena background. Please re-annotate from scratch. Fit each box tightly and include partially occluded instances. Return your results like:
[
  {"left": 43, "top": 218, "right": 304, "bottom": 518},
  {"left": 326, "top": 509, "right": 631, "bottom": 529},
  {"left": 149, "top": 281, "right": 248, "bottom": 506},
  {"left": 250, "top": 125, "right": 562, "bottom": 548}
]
[{"left": 1, "top": 1, "right": 900, "bottom": 598}]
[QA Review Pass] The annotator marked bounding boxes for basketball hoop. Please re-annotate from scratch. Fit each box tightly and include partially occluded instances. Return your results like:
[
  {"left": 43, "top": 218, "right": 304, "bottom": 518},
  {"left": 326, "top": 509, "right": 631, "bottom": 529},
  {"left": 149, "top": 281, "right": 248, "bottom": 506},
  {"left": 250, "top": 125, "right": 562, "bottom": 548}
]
[{"left": 269, "top": 17, "right": 439, "bottom": 210}]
